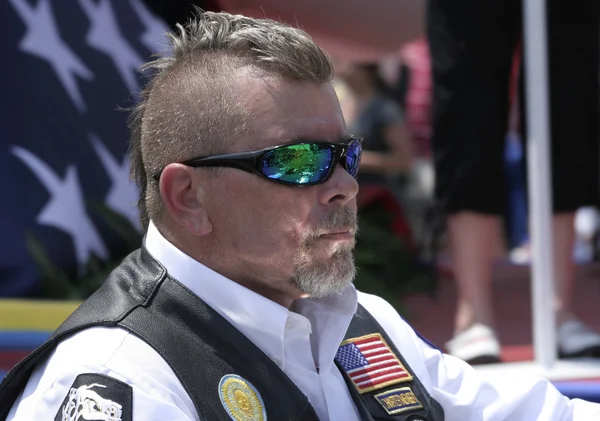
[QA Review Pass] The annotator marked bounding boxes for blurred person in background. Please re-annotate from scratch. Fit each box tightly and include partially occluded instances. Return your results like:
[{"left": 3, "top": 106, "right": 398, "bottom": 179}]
[
  {"left": 336, "top": 63, "right": 414, "bottom": 207},
  {"left": 428, "top": 0, "right": 600, "bottom": 364},
  {"left": 390, "top": 39, "right": 437, "bottom": 249},
  {"left": 335, "top": 62, "right": 418, "bottom": 264}
]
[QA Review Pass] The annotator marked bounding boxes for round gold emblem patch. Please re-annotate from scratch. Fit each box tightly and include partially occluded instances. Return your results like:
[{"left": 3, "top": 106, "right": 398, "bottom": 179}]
[{"left": 218, "top": 374, "right": 266, "bottom": 421}]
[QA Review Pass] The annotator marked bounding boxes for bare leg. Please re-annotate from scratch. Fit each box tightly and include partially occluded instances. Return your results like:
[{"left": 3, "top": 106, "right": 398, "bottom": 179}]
[
  {"left": 552, "top": 212, "right": 600, "bottom": 357},
  {"left": 552, "top": 212, "right": 576, "bottom": 325},
  {"left": 448, "top": 212, "right": 503, "bottom": 334},
  {"left": 450, "top": 212, "right": 576, "bottom": 332}
]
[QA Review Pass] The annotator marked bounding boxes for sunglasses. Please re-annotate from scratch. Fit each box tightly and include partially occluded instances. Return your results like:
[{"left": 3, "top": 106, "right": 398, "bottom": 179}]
[{"left": 154, "top": 137, "right": 362, "bottom": 186}]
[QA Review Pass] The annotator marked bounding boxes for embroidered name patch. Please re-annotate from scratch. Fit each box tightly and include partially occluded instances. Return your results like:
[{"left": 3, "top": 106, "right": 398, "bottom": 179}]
[
  {"left": 219, "top": 374, "right": 266, "bottom": 421},
  {"left": 335, "top": 333, "right": 413, "bottom": 393},
  {"left": 374, "top": 387, "right": 424, "bottom": 415},
  {"left": 54, "top": 373, "right": 132, "bottom": 421}
]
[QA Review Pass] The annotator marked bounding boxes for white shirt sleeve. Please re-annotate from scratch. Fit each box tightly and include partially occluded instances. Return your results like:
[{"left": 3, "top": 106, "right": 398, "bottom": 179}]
[
  {"left": 7, "top": 370, "right": 196, "bottom": 421},
  {"left": 358, "top": 292, "right": 600, "bottom": 421},
  {"left": 6, "top": 327, "right": 198, "bottom": 421}
]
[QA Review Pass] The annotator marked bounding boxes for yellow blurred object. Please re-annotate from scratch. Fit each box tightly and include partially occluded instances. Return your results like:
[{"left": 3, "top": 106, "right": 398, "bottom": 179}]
[{"left": 0, "top": 300, "right": 80, "bottom": 331}]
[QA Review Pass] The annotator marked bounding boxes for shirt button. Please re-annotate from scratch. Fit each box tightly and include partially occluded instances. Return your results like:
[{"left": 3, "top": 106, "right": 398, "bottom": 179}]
[{"left": 272, "top": 356, "right": 281, "bottom": 366}]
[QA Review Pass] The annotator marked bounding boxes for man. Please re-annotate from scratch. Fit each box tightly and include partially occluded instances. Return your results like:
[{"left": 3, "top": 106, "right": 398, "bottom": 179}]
[{"left": 1, "top": 10, "right": 599, "bottom": 421}]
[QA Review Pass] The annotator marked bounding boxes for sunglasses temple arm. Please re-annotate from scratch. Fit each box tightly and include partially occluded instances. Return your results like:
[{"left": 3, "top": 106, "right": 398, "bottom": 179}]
[{"left": 188, "top": 157, "right": 264, "bottom": 176}]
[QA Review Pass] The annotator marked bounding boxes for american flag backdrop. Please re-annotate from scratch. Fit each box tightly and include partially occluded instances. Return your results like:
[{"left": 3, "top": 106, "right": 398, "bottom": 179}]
[
  {"left": 0, "top": 0, "right": 172, "bottom": 297},
  {"left": 335, "top": 333, "right": 413, "bottom": 393}
]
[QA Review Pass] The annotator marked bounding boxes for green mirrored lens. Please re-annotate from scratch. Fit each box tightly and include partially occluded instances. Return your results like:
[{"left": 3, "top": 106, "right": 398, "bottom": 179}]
[{"left": 261, "top": 144, "right": 332, "bottom": 184}]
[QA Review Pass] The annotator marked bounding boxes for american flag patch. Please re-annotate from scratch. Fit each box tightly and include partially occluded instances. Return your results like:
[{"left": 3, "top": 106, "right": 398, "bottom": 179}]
[{"left": 335, "top": 333, "right": 413, "bottom": 393}]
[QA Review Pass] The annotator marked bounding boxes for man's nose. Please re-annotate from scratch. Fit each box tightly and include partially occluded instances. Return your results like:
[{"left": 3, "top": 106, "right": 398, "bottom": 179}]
[{"left": 319, "top": 165, "right": 359, "bottom": 206}]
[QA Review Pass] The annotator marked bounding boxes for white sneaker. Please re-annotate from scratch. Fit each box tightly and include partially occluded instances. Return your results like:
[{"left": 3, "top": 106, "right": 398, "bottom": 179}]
[
  {"left": 445, "top": 324, "right": 501, "bottom": 365},
  {"left": 557, "top": 320, "right": 600, "bottom": 358},
  {"left": 509, "top": 244, "right": 532, "bottom": 265}
]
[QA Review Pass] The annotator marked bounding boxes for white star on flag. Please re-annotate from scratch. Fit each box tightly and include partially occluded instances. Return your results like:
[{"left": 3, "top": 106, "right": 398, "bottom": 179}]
[
  {"left": 9, "top": 0, "right": 94, "bottom": 113},
  {"left": 11, "top": 146, "right": 108, "bottom": 273},
  {"left": 129, "top": 0, "right": 171, "bottom": 55},
  {"left": 78, "top": 0, "right": 144, "bottom": 95}
]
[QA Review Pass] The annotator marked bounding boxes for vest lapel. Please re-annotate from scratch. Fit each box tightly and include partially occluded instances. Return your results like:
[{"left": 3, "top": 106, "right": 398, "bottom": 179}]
[{"left": 336, "top": 304, "right": 445, "bottom": 421}]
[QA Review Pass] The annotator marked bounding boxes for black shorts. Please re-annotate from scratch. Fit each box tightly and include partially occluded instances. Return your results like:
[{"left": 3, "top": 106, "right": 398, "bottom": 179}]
[{"left": 427, "top": 0, "right": 600, "bottom": 214}]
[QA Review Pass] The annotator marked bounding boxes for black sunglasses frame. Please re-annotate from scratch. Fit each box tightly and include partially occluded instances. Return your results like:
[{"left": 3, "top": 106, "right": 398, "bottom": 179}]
[{"left": 153, "top": 137, "right": 363, "bottom": 186}]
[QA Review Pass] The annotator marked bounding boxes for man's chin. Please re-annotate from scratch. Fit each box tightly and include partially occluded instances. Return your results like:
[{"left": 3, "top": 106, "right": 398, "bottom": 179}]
[{"left": 293, "top": 263, "right": 355, "bottom": 298}]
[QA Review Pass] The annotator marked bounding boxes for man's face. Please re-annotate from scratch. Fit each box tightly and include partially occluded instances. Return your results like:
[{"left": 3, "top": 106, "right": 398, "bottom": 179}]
[{"left": 202, "top": 74, "right": 359, "bottom": 300}]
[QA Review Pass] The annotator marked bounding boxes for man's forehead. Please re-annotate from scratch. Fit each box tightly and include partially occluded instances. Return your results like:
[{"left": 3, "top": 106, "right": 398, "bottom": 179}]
[
  {"left": 248, "top": 125, "right": 349, "bottom": 150},
  {"left": 233, "top": 75, "right": 346, "bottom": 150}
]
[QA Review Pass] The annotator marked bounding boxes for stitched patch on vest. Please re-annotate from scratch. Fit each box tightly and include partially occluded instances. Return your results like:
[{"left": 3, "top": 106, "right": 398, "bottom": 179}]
[
  {"left": 374, "top": 386, "right": 424, "bottom": 415},
  {"left": 219, "top": 374, "right": 267, "bottom": 421},
  {"left": 54, "top": 373, "right": 132, "bottom": 421},
  {"left": 335, "top": 333, "right": 413, "bottom": 393}
]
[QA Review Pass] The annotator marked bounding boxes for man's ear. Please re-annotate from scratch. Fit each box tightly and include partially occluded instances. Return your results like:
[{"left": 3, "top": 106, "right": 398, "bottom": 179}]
[{"left": 159, "top": 163, "right": 213, "bottom": 236}]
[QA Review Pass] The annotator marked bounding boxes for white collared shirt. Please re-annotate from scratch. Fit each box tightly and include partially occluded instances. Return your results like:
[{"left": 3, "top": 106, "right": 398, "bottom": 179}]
[
  {"left": 8, "top": 222, "right": 600, "bottom": 420},
  {"left": 142, "top": 222, "right": 361, "bottom": 421}
]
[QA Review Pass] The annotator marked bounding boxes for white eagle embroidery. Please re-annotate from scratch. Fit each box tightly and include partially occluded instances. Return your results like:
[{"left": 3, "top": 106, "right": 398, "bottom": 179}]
[{"left": 61, "top": 383, "right": 123, "bottom": 421}]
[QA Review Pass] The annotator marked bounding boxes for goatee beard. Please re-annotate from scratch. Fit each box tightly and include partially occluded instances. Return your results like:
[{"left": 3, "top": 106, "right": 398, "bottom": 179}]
[{"left": 290, "top": 206, "right": 358, "bottom": 298}]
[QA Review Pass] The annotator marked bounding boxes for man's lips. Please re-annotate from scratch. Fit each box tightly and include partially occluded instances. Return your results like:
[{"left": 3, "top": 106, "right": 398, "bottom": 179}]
[{"left": 318, "top": 229, "right": 355, "bottom": 240}]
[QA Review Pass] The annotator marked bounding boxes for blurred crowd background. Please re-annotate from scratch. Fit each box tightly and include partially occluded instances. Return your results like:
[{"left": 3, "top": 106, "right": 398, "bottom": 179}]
[{"left": 1, "top": 0, "right": 599, "bottom": 367}]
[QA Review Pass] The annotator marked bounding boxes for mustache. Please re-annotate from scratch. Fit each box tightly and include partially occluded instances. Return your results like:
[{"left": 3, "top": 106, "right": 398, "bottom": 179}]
[{"left": 307, "top": 207, "right": 358, "bottom": 242}]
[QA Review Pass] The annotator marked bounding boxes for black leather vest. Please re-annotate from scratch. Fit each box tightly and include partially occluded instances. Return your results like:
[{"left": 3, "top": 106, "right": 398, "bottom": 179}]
[{"left": 0, "top": 248, "right": 444, "bottom": 421}]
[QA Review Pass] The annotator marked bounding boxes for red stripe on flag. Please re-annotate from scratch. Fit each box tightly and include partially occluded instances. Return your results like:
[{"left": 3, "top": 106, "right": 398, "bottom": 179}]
[
  {"left": 355, "top": 369, "right": 412, "bottom": 390},
  {"left": 357, "top": 342, "right": 386, "bottom": 352},
  {"left": 354, "top": 373, "right": 409, "bottom": 391},
  {"left": 371, "top": 370, "right": 412, "bottom": 383},
  {"left": 364, "top": 349, "right": 390, "bottom": 359},
  {"left": 366, "top": 355, "right": 395, "bottom": 365},
  {"left": 349, "top": 360, "right": 400, "bottom": 378},
  {"left": 358, "top": 367, "right": 407, "bottom": 382},
  {"left": 358, "top": 344, "right": 382, "bottom": 352},
  {"left": 364, "top": 371, "right": 412, "bottom": 388},
  {"left": 355, "top": 367, "right": 406, "bottom": 385}
]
